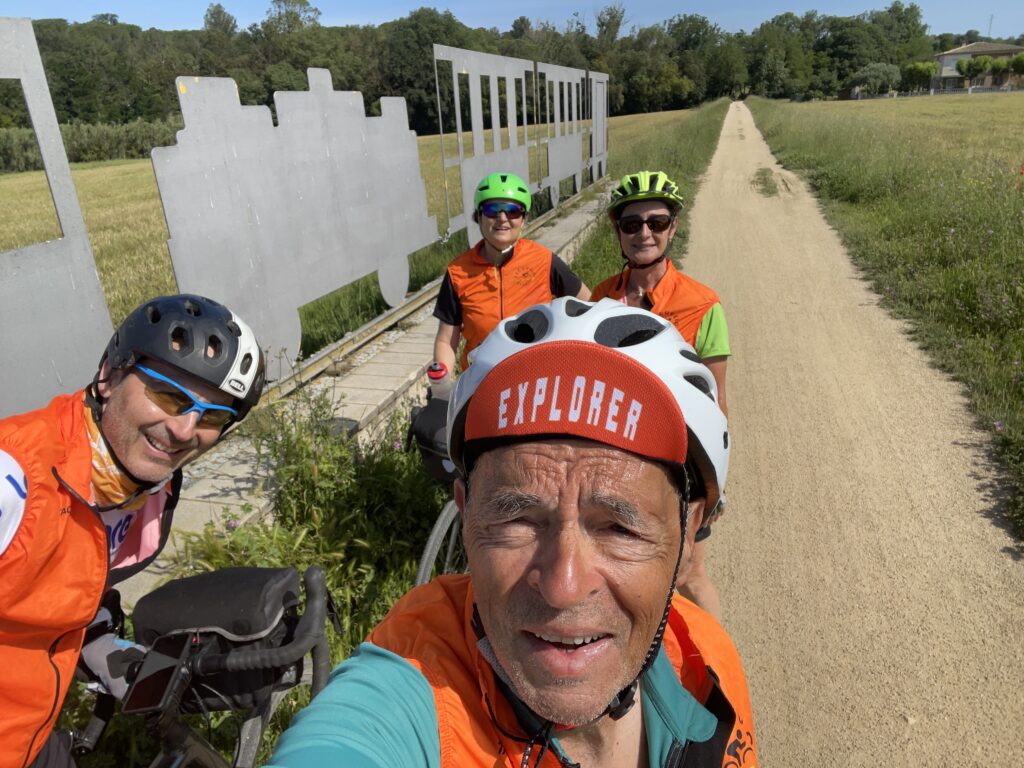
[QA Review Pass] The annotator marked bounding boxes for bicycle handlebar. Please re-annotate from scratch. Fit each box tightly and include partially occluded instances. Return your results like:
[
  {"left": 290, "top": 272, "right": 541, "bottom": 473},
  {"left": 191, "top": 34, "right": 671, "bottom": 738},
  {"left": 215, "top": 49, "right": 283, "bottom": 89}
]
[{"left": 191, "top": 565, "right": 328, "bottom": 693}]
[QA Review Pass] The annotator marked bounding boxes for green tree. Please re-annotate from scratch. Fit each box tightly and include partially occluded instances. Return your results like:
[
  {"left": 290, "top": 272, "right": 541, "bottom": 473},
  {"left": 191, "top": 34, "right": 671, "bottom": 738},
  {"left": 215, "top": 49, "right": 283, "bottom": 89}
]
[
  {"left": 957, "top": 55, "right": 993, "bottom": 84},
  {"left": 265, "top": 0, "right": 321, "bottom": 35},
  {"left": 901, "top": 60, "right": 937, "bottom": 90},
  {"left": 990, "top": 57, "right": 1010, "bottom": 83},
  {"left": 705, "top": 38, "right": 748, "bottom": 98},
  {"left": 1011, "top": 52, "right": 1024, "bottom": 76},
  {"left": 849, "top": 62, "right": 901, "bottom": 94},
  {"left": 204, "top": 3, "right": 238, "bottom": 35}
]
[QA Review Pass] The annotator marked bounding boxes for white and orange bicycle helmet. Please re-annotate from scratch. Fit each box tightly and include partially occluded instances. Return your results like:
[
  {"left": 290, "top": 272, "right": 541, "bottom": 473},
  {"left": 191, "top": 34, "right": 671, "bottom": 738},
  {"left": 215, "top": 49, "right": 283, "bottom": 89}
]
[{"left": 447, "top": 296, "right": 729, "bottom": 512}]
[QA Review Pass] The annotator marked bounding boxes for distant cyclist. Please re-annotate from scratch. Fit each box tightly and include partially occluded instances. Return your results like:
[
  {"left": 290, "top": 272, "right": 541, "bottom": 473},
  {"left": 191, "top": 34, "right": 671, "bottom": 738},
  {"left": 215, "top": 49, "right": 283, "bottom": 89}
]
[
  {"left": 431, "top": 172, "right": 590, "bottom": 379},
  {"left": 592, "top": 171, "right": 731, "bottom": 618},
  {"left": 269, "top": 298, "right": 756, "bottom": 768},
  {"left": 0, "top": 294, "right": 265, "bottom": 768}
]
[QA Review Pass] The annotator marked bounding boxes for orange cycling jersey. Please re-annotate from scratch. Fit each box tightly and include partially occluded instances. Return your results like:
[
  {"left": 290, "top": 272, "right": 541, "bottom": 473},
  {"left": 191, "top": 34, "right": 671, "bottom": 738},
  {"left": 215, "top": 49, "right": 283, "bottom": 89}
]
[
  {"left": 592, "top": 261, "right": 720, "bottom": 350},
  {"left": 434, "top": 239, "right": 581, "bottom": 369},
  {"left": 0, "top": 392, "right": 179, "bottom": 767},
  {"left": 268, "top": 575, "right": 757, "bottom": 767}
]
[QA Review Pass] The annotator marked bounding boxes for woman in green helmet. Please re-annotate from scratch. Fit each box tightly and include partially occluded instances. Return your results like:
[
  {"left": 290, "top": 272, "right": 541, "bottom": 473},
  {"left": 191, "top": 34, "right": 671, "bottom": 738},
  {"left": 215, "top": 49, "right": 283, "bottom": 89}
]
[
  {"left": 431, "top": 172, "right": 590, "bottom": 376},
  {"left": 592, "top": 170, "right": 731, "bottom": 619}
]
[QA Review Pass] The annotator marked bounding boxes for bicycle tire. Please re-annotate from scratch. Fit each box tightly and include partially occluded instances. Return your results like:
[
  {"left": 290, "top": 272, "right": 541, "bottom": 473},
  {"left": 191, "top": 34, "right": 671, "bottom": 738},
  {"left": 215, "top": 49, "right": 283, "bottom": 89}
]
[{"left": 416, "top": 500, "right": 461, "bottom": 586}]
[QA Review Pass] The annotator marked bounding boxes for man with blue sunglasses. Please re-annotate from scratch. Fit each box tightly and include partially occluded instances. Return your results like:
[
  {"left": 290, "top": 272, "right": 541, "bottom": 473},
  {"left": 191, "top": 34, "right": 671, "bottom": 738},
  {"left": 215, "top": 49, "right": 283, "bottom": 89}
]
[{"left": 0, "top": 294, "right": 265, "bottom": 768}]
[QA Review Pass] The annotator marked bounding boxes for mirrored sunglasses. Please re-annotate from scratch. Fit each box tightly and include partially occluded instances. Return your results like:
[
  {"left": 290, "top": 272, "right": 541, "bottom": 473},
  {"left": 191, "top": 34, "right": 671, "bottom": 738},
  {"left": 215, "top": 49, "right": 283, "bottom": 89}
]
[
  {"left": 134, "top": 365, "right": 237, "bottom": 428},
  {"left": 618, "top": 215, "right": 674, "bottom": 235},
  {"left": 480, "top": 201, "right": 526, "bottom": 220}
]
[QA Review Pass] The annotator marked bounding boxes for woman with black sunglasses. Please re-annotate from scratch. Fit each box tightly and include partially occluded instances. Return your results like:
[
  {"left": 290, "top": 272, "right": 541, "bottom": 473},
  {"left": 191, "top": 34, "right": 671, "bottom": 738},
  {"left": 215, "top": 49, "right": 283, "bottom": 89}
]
[
  {"left": 431, "top": 173, "right": 590, "bottom": 378},
  {"left": 593, "top": 170, "right": 731, "bottom": 620}
]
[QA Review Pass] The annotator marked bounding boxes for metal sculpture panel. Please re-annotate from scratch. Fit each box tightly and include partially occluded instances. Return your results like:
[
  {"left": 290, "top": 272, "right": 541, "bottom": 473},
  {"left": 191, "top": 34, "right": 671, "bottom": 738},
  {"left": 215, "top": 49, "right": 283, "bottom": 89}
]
[
  {"left": 0, "top": 18, "right": 112, "bottom": 417},
  {"left": 432, "top": 45, "right": 533, "bottom": 246},
  {"left": 152, "top": 68, "right": 437, "bottom": 380},
  {"left": 433, "top": 45, "right": 608, "bottom": 240}
]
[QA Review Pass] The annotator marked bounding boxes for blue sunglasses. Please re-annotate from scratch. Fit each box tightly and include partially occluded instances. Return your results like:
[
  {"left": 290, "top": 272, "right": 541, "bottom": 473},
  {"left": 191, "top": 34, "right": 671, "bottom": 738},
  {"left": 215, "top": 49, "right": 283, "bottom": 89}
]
[
  {"left": 135, "top": 365, "right": 237, "bottom": 428},
  {"left": 480, "top": 201, "right": 526, "bottom": 220}
]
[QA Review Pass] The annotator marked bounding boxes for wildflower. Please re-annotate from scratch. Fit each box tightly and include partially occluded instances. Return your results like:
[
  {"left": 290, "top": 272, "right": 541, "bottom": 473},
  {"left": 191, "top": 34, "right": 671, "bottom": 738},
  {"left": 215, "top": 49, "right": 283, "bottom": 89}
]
[
  {"left": 226, "top": 518, "right": 241, "bottom": 532},
  {"left": 392, "top": 439, "right": 404, "bottom": 450},
  {"left": 948, "top": 228, "right": 956, "bottom": 235},
  {"left": 994, "top": 421, "right": 1005, "bottom": 432}
]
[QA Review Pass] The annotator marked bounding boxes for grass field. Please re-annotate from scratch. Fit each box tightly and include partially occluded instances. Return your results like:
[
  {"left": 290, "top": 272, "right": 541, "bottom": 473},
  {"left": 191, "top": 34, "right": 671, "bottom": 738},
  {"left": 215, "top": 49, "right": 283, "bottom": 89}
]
[{"left": 747, "top": 93, "right": 1024, "bottom": 534}]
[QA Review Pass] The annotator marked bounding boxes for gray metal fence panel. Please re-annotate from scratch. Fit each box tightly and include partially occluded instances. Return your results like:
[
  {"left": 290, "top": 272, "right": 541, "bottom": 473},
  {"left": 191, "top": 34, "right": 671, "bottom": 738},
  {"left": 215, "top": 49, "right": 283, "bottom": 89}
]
[
  {"left": 151, "top": 69, "right": 437, "bottom": 381},
  {"left": 0, "top": 18, "right": 112, "bottom": 417}
]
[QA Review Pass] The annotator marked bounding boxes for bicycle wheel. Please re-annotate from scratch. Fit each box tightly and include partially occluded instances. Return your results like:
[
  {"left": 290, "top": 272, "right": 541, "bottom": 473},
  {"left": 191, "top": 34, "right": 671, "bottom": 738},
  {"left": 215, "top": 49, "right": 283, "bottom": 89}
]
[{"left": 415, "top": 500, "right": 464, "bottom": 586}]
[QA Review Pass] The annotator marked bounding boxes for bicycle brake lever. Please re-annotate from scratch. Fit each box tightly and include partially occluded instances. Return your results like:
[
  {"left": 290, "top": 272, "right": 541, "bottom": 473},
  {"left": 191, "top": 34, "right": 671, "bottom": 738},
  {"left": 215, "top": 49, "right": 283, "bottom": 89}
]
[{"left": 325, "top": 590, "right": 343, "bottom": 636}]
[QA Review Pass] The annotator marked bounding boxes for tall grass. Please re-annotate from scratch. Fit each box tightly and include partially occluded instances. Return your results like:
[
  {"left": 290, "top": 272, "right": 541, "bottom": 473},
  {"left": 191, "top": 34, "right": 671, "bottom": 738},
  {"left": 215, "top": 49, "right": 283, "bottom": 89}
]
[{"left": 747, "top": 94, "right": 1024, "bottom": 534}]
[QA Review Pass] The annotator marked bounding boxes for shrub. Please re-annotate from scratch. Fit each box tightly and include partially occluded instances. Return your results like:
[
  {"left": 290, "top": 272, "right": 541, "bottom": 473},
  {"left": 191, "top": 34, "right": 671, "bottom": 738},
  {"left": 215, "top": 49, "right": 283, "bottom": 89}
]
[{"left": 0, "top": 117, "right": 182, "bottom": 173}]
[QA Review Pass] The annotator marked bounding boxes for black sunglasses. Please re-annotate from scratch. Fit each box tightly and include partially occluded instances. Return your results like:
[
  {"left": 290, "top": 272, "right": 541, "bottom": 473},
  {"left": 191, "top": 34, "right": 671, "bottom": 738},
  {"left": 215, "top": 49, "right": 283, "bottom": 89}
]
[{"left": 618, "top": 215, "right": 674, "bottom": 235}]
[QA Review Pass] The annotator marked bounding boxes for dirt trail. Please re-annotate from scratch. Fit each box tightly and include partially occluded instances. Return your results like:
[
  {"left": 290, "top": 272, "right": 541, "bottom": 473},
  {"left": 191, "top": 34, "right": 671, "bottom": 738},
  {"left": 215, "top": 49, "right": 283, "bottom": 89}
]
[{"left": 684, "top": 101, "right": 1024, "bottom": 766}]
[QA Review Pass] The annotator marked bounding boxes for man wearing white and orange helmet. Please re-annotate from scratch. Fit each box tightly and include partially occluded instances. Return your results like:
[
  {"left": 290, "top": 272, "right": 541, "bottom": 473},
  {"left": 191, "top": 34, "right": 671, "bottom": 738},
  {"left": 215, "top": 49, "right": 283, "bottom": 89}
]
[{"left": 270, "top": 298, "right": 756, "bottom": 768}]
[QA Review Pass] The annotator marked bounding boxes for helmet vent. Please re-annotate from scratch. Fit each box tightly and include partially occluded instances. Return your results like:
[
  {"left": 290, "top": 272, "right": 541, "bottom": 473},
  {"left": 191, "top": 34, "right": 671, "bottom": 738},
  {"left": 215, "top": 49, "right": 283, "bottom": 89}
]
[
  {"left": 226, "top": 320, "right": 241, "bottom": 337},
  {"left": 594, "top": 315, "right": 665, "bottom": 348},
  {"left": 146, "top": 306, "right": 161, "bottom": 324},
  {"left": 564, "top": 299, "right": 591, "bottom": 317},
  {"left": 240, "top": 352, "right": 253, "bottom": 375},
  {"left": 505, "top": 309, "right": 549, "bottom": 343},
  {"left": 184, "top": 299, "right": 201, "bottom": 317},
  {"left": 206, "top": 334, "right": 223, "bottom": 360},
  {"left": 685, "top": 375, "right": 714, "bottom": 401},
  {"left": 679, "top": 349, "right": 701, "bottom": 364},
  {"left": 170, "top": 325, "right": 192, "bottom": 354}
]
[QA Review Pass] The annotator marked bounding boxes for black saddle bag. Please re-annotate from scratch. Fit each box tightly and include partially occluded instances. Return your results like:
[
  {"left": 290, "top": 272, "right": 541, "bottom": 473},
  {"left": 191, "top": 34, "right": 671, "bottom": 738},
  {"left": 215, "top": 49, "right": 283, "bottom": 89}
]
[
  {"left": 132, "top": 567, "right": 301, "bottom": 713},
  {"left": 410, "top": 396, "right": 457, "bottom": 484}
]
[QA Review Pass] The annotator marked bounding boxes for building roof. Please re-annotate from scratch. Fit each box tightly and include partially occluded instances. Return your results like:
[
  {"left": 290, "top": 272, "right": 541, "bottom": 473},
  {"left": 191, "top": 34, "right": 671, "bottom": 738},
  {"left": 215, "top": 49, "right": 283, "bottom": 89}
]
[{"left": 937, "top": 41, "right": 1024, "bottom": 57}]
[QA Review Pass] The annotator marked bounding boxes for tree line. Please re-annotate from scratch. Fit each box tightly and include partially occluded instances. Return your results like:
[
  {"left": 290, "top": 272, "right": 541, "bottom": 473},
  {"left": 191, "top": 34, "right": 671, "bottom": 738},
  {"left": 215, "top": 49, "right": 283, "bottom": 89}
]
[{"left": 1, "top": 0, "right": 1022, "bottom": 136}]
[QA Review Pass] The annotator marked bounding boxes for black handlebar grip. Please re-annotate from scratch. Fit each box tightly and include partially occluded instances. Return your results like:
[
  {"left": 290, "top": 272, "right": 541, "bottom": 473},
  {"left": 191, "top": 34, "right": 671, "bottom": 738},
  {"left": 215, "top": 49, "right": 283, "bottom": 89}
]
[{"left": 193, "top": 566, "right": 327, "bottom": 676}]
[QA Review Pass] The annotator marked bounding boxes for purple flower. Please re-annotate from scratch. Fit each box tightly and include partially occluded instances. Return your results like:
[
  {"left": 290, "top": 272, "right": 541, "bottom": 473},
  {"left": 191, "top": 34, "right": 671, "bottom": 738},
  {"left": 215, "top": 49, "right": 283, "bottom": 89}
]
[{"left": 994, "top": 421, "right": 1005, "bottom": 432}]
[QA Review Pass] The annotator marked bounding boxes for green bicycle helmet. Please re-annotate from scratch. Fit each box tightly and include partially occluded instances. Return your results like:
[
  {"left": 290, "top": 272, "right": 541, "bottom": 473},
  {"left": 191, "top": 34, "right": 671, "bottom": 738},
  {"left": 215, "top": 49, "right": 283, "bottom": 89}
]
[
  {"left": 474, "top": 172, "right": 532, "bottom": 212},
  {"left": 607, "top": 170, "right": 684, "bottom": 218}
]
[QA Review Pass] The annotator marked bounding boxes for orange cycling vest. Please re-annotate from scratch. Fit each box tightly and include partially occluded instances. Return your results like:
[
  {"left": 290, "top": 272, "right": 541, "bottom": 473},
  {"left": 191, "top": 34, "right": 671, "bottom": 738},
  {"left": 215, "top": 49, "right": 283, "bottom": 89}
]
[
  {"left": 0, "top": 392, "right": 178, "bottom": 767},
  {"left": 367, "top": 574, "right": 757, "bottom": 767},
  {"left": 445, "top": 239, "right": 559, "bottom": 369},
  {"left": 591, "top": 261, "right": 720, "bottom": 349}
]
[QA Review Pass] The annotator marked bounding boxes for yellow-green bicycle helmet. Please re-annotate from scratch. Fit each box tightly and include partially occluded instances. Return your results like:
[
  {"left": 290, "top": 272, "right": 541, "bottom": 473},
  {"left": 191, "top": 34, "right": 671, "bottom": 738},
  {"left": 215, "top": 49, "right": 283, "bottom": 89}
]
[{"left": 607, "top": 170, "right": 684, "bottom": 218}]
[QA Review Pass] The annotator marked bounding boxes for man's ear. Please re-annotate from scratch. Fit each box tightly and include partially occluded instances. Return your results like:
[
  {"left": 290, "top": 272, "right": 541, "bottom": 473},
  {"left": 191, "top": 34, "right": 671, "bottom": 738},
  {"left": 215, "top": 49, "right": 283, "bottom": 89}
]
[
  {"left": 684, "top": 497, "right": 706, "bottom": 545},
  {"left": 96, "top": 359, "right": 118, "bottom": 399},
  {"left": 454, "top": 477, "right": 468, "bottom": 514}
]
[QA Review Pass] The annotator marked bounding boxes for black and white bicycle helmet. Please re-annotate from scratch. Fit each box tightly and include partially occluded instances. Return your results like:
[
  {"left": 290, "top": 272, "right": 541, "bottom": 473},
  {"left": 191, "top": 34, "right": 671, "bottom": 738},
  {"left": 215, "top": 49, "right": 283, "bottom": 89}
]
[
  {"left": 447, "top": 296, "right": 728, "bottom": 512},
  {"left": 103, "top": 294, "right": 265, "bottom": 420}
]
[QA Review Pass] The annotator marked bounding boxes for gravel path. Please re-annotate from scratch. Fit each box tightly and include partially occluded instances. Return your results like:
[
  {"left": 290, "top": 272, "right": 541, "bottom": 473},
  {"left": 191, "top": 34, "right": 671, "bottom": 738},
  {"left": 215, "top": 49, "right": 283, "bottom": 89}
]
[{"left": 685, "top": 101, "right": 1024, "bottom": 766}]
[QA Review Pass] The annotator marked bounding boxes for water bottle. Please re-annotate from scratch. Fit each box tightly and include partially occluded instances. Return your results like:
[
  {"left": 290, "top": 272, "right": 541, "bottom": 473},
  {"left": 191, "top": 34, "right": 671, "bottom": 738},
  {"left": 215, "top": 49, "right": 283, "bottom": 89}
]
[{"left": 427, "top": 361, "right": 452, "bottom": 400}]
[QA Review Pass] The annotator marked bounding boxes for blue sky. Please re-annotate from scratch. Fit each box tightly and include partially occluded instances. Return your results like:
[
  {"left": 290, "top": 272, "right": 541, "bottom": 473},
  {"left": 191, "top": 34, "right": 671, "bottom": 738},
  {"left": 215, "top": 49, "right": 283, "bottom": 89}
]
[{"left": 3, "top": 0, "right": 1022, "bottom": 38}]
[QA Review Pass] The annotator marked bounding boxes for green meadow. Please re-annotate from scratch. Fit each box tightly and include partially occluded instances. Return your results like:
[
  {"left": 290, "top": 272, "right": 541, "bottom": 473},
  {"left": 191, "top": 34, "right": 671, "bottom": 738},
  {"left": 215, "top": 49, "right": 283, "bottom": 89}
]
[{"left": 747, "top": 93, "right": 1024, "bottom": 533}]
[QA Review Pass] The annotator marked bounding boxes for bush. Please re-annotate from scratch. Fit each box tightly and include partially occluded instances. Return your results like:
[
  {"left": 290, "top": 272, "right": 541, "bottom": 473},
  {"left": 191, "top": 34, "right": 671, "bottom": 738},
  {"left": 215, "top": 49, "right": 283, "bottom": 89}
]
[{"left": 0, "top": 117, "right": 182, "bottom": 173}]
